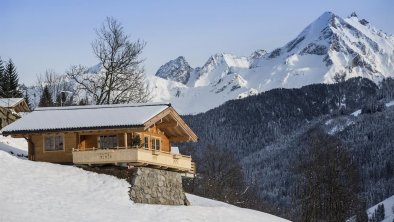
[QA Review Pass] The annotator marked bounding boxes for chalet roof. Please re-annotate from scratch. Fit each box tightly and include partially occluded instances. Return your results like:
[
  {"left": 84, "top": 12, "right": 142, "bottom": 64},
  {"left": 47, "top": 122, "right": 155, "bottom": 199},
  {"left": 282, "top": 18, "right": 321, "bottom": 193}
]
[
  {"left": 0, "top": 98, "right": 25, "bottom": 108},
  {"left": 1, "top": 103, "right": 170, "bottom": 135}
]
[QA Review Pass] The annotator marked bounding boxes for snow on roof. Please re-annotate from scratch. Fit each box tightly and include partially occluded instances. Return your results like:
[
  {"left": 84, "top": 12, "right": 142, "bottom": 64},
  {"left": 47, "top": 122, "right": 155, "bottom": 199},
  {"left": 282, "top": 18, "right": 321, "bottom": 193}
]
[
  {"left": 2, "top": 103, "right": 170, "bottom": 134},
  {"left": 0, "top": 98, "right": 24, "bottom": 108}
]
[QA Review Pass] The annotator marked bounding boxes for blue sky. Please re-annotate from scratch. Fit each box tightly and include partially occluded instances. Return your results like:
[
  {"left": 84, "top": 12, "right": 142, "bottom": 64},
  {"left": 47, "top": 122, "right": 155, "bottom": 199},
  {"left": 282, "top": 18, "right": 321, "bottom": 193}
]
[{"left": 1, "top": 0, "right": 393, "bottom": 85}]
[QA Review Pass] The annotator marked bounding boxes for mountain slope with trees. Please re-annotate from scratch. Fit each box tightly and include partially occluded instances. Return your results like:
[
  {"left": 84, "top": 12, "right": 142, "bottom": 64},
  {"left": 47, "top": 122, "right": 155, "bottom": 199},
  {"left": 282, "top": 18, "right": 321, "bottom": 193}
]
[{"left": 180, "top": 77, "right": 394, "bottom": 220}]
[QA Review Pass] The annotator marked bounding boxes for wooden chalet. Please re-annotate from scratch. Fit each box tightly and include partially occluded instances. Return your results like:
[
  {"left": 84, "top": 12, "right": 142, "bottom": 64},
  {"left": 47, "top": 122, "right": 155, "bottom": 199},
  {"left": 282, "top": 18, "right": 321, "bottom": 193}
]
[
  {"left": 0, "top": 98, "right": 30, "bottom": 128},
  {"left": 1, "top": 103, "right": 197, "bottom": 174}
]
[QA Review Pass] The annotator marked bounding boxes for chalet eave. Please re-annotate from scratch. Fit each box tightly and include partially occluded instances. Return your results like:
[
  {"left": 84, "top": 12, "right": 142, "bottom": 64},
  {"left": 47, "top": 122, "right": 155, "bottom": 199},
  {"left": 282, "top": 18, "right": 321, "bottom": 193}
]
[
  {"left": 2, "top": 124, "right": 145, "bottom": 137},
  {"left": 144, "top": 107, "right": 198, "bottom": 142}
]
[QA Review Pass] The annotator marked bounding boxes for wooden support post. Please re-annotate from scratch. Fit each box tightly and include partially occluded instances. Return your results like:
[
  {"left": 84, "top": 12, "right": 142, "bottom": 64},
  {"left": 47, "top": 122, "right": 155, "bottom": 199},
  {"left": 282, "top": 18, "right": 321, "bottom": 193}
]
[
  {"left": 124, "top": 132, "right": 128, "bottom": 149},
  {"left": 76, "top": 132, "right": 80, "bottom": 149}
]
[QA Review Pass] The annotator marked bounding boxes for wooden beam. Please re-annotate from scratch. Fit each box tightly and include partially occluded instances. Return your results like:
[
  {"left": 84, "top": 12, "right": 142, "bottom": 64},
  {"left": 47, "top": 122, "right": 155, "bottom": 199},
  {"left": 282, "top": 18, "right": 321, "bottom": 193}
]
[
  {"left": 124, "top": 132, "right": 128, "bottom": 148},
  {"left": 77, "top": 128, "right": 144, "bottom": 135},
  {"left": 168, "top": 136, "right": 191, "bottom": 142},
  {"left": 156, "top": 121, "right": 178, "bottom": 128},
  {"left": 143, "top": 106, "right": 198, "bottom": 142},
  {"left": 144, "top": 108, "right": 172, "bottom": 129}
]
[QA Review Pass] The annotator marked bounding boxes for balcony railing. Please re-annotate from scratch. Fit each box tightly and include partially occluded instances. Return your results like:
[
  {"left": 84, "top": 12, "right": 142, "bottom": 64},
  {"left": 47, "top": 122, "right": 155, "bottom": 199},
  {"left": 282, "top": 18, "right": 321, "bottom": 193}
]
[{"left": 72, "top": 147, "right": 194, "bottom": 173}]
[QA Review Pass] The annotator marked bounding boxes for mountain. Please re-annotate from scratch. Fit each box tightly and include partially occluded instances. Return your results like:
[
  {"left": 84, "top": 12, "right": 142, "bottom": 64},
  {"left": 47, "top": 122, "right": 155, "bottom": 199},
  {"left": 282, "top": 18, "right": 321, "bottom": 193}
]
[
  {"left": 179, "top": 77, "right": 394, "bottom": 218},
  {"left": 151, "top": 11, "right": 394, "bottom": 114},
  {"left": 155, "top": 56, "right": 193, "bottom": 84},
  {"left": 149, "top": 53, "right": 253, "bottom": 114},
  {"left": 0, "top": 136, "right": 289, "bottom": 222}
]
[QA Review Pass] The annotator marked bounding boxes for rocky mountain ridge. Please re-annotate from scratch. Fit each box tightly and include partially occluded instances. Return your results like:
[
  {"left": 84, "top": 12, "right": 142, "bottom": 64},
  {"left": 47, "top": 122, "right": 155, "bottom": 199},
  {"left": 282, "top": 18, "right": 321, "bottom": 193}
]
[{"left": 150, "top": 11, "right": 394, "bottom": 114}]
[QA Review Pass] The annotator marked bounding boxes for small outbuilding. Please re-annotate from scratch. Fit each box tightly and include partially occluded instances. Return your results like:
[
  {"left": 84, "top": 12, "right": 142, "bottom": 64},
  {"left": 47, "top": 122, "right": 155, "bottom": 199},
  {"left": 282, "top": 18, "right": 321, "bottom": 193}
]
[{"left": 0, "top": 98, "right": 30, "bottom": 128}]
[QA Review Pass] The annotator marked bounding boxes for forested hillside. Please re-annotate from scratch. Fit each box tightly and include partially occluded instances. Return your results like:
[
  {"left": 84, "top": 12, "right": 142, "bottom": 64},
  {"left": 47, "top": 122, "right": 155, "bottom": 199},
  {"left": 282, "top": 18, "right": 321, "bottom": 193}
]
[{"left": 180, "top": 77, "right": 394, "bottom": 220}]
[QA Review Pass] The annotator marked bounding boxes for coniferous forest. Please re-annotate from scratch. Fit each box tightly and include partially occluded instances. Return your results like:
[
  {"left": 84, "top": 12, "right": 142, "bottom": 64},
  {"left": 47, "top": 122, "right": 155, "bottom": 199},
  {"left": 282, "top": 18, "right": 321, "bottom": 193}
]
[{"left": 180, "top": 77, "right": 394, "bottom": 221}]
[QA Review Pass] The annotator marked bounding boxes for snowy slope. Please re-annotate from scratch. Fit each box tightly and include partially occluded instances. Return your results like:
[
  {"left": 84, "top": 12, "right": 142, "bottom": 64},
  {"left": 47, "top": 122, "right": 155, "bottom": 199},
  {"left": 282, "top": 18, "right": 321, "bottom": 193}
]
[
  {"left": 150, "top": 11, "right": 394, "bottom": 114},
  {"left": 367, "top": 195, "right": 394, "bottom": 222},
  {"left": 0, "top": 135, "right": 28, "bottom": 156},
  {"left": 0, "top": 136, "right": 288, "bottom": 222}
]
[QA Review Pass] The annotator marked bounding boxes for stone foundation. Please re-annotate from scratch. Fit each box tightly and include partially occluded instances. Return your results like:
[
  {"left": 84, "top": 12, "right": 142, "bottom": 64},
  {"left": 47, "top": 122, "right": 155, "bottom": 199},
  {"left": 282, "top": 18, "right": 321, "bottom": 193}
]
[
  {"left": 129, "top": 167, "right": 189, "bottom": 205},
  {"left": 79, "top": 165, "right": 189, "bottom": 205}
]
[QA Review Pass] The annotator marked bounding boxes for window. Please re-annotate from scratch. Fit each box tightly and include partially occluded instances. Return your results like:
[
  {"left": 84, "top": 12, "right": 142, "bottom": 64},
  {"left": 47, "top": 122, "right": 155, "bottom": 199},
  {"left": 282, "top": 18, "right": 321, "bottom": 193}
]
[
  {"left": 151, "top": 137, "right": 161, "bottom": 151},
  {"left": 144, "top": 136, "right": 149, "bottom": 149},
  {"left": 98, "top": 135, "right": 117, "bottom": 149},
  {"left": 44, "top": 135, "right": 64, "bottom": 151},
  {"left": 155, "top": 139, "right": 160, "bottom": 151}
]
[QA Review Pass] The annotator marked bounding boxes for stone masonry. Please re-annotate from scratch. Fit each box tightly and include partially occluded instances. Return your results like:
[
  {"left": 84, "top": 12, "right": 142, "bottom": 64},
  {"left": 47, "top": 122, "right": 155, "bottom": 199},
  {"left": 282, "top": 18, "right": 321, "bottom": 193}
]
[
  {"left": 79, "top": 165, "right": 189, "bottom": 205},
  {"left": 128, "top": 167, "right": 190, "bottom": 205}
]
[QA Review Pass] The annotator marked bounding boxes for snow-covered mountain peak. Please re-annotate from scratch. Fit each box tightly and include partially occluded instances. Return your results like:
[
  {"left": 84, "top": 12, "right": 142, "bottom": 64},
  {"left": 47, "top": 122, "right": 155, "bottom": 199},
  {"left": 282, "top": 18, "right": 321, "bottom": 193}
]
[
  {"left": 256, "top": 11, "right": 394, "bottom": 82},
  {"left": 201, "top": 53, "right": 249, "bottom": 70},
  {"left": 146, "top": 12, "right": 394, "bottom": 114},
  {"left": 349, "top": 11, "right": 358, "bottom": 18},
  {"left": 155, "top": 56, "right": 193, "bottom": 84},
  {"left": 249, "top": 49, "right": 267, "bottom": 61},
  {"left": 192, "top": 53, "right": 249, "bottom": 87}
]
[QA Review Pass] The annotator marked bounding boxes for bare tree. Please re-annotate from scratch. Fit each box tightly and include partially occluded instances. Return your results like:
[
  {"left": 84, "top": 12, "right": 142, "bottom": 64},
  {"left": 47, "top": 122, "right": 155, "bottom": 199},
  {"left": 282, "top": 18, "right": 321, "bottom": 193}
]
[{"left": 67, "top": 17, "right": 150, "bottom": 105}]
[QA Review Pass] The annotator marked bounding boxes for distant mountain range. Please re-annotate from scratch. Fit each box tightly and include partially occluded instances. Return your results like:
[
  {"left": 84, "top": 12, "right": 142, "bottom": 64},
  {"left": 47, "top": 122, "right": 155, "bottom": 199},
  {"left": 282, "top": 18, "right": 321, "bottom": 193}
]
[{"left": 149, "top": 11, "right": 394, "bottom": 114}]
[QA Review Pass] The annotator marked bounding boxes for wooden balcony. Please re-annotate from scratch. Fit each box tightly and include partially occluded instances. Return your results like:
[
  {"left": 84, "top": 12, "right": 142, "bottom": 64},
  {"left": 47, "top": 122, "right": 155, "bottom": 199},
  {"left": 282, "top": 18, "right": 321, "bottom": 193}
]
[{"left": 72, "top": 147, "right": 194, "bottom": 174}]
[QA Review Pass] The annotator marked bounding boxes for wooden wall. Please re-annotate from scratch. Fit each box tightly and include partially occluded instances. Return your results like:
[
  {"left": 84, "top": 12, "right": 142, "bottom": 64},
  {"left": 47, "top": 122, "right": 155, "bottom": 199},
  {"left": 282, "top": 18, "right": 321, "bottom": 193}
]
[
  {"left": 139, "top": 126, "right": 171, "bottom": 152},
  {"left": 0, "top": 107, "right": 18, "bottom": 129},
  {"left": 80, "top": 135, "right": 98, "bottom": 149},
  {"left": 29, "top": 132, "right": 78, "bottom": 163},
  {"left": 78, "top": 126, "right": 171, "bottom": 152},
  {"left": 27, "top": 126, "right": 172, "bottom": 163}
]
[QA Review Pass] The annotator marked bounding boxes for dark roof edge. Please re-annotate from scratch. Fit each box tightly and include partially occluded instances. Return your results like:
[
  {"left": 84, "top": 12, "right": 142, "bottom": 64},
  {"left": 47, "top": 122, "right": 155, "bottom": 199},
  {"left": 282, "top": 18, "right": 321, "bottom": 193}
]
[
  {"left": 34, "top": 103, "right": 171, "bottom": 112},
  {"left": 1, "top": 124, "right": 145, "bottom": 136}
]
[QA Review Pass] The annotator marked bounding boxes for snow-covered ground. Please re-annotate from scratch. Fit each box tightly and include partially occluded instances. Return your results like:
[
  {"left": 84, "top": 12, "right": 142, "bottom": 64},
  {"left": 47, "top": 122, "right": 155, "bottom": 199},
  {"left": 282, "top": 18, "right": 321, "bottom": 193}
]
[
  {"left": 0, "top": 135, "right": 289, "bottom": 222},
  {"left": 367, "top": 195, "right": 394, "bottom": 222}
]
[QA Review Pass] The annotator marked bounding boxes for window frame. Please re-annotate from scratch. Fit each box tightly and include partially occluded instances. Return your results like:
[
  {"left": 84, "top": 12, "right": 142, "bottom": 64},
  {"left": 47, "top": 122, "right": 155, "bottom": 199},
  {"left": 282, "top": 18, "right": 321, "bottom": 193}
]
[
  {"left": 144, "top": 136, "right": 149, "bottom": 150},
  {"left": 43, "top": 134, "right": 65, "bottom": 152},
  {"left": 151, "top": 136, "right": 161, "bottom": 151}
]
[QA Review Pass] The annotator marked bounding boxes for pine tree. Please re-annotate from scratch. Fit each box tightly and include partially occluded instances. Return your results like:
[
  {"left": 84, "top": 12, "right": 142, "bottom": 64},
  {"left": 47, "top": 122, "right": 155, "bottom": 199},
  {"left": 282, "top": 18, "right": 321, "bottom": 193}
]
[
  {"left": 2, "top": 59, "right": 22, "bottom": 98},
  {"left": 55, "top": 92, "right": 68, "bottom": 107},
  {"left": 0, "top": 58, "right": 4, "bottom": 97},
  {"left": 371, "top": 204, "right": 385, "bottom": 222},
  {"left": 38, "top": 86, "right": 53, "bottom": 107},
  {"left": 377, "top": 204, "right": 385, "bottom": 221}
]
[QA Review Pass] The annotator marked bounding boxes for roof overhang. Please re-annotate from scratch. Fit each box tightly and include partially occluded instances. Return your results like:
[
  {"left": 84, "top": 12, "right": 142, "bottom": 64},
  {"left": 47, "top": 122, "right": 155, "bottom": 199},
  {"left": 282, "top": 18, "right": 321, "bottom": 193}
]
[
  {"left": 1, "top": 124, "right": 145, "bottom": 137},
  {"left": 2, "top": 104, "right": 198, "bottom": 143},
  {"left": 144, "top": 106, "right": 198, "bottom": 142}
]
